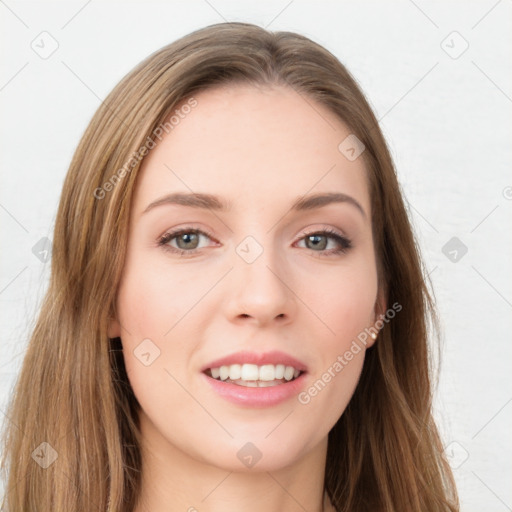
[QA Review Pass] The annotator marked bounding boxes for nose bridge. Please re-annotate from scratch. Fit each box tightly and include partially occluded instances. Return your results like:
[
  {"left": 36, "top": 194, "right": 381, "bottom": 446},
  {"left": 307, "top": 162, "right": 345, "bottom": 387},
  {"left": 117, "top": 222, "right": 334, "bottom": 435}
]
[{"left": 228, "top": 231, "right": 294, "bottom": 324}]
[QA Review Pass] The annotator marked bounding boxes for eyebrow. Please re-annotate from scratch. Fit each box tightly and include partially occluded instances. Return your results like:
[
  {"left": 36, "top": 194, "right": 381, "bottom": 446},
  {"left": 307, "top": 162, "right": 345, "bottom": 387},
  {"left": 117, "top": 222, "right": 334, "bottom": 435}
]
[{"left": 142, "top": 191, "right": 366, "bottom": 219}]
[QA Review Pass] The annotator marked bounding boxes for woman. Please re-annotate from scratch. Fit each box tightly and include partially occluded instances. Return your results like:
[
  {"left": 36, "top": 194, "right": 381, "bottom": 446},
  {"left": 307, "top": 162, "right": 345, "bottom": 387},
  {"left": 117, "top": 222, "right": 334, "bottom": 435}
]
[{"left": 0, "top": 22, "right": 459, "bottom": 511}]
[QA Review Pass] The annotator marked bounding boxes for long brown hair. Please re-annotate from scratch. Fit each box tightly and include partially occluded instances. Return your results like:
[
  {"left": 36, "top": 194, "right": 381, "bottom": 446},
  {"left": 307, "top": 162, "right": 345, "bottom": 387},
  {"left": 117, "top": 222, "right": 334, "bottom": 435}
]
[{"left": 1, "top": 22, "right": 459, "bottom": 511}]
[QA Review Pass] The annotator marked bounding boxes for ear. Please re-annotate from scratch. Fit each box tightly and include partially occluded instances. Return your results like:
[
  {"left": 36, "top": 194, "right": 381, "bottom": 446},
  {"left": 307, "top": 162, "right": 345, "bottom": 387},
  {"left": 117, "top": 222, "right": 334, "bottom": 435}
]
[
  {"left": 374, "top": 287, "right": 387, "bottom": 321},
  {"left": 108, "top": 315, "right": 122, "bottom": 339},
  {"left": 367, "top": 288, "right": 387, "bottom": 348}
]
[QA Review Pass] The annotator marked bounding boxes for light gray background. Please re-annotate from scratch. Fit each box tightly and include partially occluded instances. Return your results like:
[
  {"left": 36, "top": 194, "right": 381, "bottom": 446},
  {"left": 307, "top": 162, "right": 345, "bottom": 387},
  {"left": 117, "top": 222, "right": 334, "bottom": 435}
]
[{"left": 1, "top": 1, "right": 511, "bottom": 510}]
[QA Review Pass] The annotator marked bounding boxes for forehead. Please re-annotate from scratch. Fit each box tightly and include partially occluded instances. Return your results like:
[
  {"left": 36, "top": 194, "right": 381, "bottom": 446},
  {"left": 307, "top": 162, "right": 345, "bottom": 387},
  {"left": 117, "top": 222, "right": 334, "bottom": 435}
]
[{"left": 132, "top": 84, "right": 370, "bottom": 217}]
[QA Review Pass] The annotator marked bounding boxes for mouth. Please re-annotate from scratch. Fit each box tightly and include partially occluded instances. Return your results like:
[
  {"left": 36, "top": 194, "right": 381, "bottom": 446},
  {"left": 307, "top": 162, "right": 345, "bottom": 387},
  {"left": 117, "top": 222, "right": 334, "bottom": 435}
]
[{"left": 204, "top": 363, "right": 304, "bottom": 388}]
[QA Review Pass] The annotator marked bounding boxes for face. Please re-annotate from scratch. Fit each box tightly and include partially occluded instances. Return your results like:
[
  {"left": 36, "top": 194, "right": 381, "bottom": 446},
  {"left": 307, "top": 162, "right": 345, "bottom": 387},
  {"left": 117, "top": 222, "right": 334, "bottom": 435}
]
[{"left": 109, "top": 84, "right": 384, "bottom": 472}]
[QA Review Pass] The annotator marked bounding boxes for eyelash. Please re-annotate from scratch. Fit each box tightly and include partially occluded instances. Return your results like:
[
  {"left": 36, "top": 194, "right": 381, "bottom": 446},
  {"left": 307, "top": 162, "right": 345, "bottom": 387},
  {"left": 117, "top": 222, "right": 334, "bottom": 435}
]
[{"left": 157, "top": 226, "right": 352, "bottom": 258}]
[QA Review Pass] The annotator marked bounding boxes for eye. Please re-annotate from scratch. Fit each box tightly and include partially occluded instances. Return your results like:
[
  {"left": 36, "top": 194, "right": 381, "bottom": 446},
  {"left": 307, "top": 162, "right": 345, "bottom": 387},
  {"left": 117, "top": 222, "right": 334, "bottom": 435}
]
[
  {"left": 157, "top": 228, "right": 216, "bottom": 257},
  {"left": 295, "top": 228, "right": 352, "bottom": 256},
  {"left": 157, "top": 226, "right": 352, "bottom": 257}
]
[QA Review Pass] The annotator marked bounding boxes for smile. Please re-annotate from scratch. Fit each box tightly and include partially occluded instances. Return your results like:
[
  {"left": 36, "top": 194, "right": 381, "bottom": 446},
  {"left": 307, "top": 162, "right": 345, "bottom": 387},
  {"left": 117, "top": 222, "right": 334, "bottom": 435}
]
[{"left": 205, "top": 363, "right": 302, "bottom": 387}]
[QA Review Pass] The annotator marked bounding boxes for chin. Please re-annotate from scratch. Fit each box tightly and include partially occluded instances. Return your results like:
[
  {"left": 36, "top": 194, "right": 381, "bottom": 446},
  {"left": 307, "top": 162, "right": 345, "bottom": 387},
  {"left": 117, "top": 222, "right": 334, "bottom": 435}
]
[{"left": 193, "top": 433, "right": 317, "bottom": 473}]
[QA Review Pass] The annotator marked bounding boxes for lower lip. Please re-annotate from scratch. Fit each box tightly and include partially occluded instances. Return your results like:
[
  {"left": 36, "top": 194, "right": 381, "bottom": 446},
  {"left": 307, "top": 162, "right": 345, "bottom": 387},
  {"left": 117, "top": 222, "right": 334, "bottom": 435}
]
[{"left": 201, "top": 372, "right": 307, "bottom": 407}]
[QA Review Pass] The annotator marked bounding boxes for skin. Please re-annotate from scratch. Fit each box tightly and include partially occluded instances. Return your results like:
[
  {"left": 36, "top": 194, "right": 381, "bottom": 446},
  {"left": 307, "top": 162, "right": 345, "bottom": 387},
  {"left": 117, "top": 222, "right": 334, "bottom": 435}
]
[{"left": 109, "top": 84, "right": 385, "bottom": 512}]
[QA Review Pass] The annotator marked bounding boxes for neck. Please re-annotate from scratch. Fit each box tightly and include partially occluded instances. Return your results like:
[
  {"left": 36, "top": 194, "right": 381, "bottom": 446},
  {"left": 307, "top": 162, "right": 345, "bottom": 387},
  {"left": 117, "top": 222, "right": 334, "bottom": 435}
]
[{"left": 131, "top": 411, "right": 333, "bottom": 512}]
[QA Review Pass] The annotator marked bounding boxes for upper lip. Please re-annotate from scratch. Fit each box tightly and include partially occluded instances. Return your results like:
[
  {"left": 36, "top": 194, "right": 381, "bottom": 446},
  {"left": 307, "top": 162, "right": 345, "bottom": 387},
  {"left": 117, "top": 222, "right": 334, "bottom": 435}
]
[{"left": 201, "top": 350, "right": 308, "bottom": 373}]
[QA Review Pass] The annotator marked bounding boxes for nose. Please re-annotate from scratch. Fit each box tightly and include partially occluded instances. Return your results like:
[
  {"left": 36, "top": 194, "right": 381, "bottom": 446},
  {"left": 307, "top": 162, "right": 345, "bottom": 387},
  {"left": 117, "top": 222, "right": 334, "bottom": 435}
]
[{"left": 226, "top": 243, "right": 296, "bottom": 327}]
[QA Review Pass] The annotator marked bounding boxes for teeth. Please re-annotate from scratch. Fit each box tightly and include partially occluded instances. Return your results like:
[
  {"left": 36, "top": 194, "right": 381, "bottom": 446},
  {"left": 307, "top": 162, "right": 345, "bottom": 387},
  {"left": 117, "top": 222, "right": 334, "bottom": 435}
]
[
  {"left": 235, "top": 379, "right": 283, "bottom": 387},
  {"left": 229, "top": 364, "right": 241, "bottom": 380},
  {"left": 219, "top": 366, "right": 230, "bottom": 381},
  {"left": 236, "top": 380, "right": 258, "bottom": 387},
  {"left": 283, "top": 366, "right": 295, "bottom": 381},
  {"left": 209, "top": 363, "right": 302, "bottom": 383},
  {"left": 259, "top": 364, "right": 275, "bottom": 381},
  {"left": 241, "top": 364, "right": 259, "bottom": 381},
  {"left": 256, "top": 380, "right": 277, "bottom": 387}
]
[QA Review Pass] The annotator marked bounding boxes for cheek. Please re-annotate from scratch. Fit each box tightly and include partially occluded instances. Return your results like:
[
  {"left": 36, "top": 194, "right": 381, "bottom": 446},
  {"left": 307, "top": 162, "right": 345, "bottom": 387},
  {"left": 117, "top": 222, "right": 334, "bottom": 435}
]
[
  {"left": 115, "top": 271, "right": 198, "bottom": 434},
  {"left": 114, "top": 259, "right": 184, "bottom": 393},
  {"left": 306, "top": 260, "right": 378, "bottom": 345},
  {"left": 116, "top": 257, "right": 195, "bottom": 341},
  {"left": 294, "top": 261, "right": 376, "bottom": 417}
]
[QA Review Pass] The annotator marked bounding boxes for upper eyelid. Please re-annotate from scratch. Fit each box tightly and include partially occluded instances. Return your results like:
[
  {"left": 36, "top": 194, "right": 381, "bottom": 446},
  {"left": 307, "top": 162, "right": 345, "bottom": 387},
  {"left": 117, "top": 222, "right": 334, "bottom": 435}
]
[
  {"left": 160, "top": 225, "right": 347, "bottom": 238},
  {"left": 159, "top": 226, "right": 349, "bottom": 246}
]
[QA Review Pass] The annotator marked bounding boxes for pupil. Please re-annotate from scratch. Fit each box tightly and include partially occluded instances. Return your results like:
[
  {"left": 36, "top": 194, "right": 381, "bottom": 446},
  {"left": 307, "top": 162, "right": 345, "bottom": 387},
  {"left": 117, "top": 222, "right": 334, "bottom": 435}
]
[
  {"left": 308, "top": 234, "right": 326, "bottom": 250},
  {"left": 179, "top": 233, "right": 198, "bottom": 249}
]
